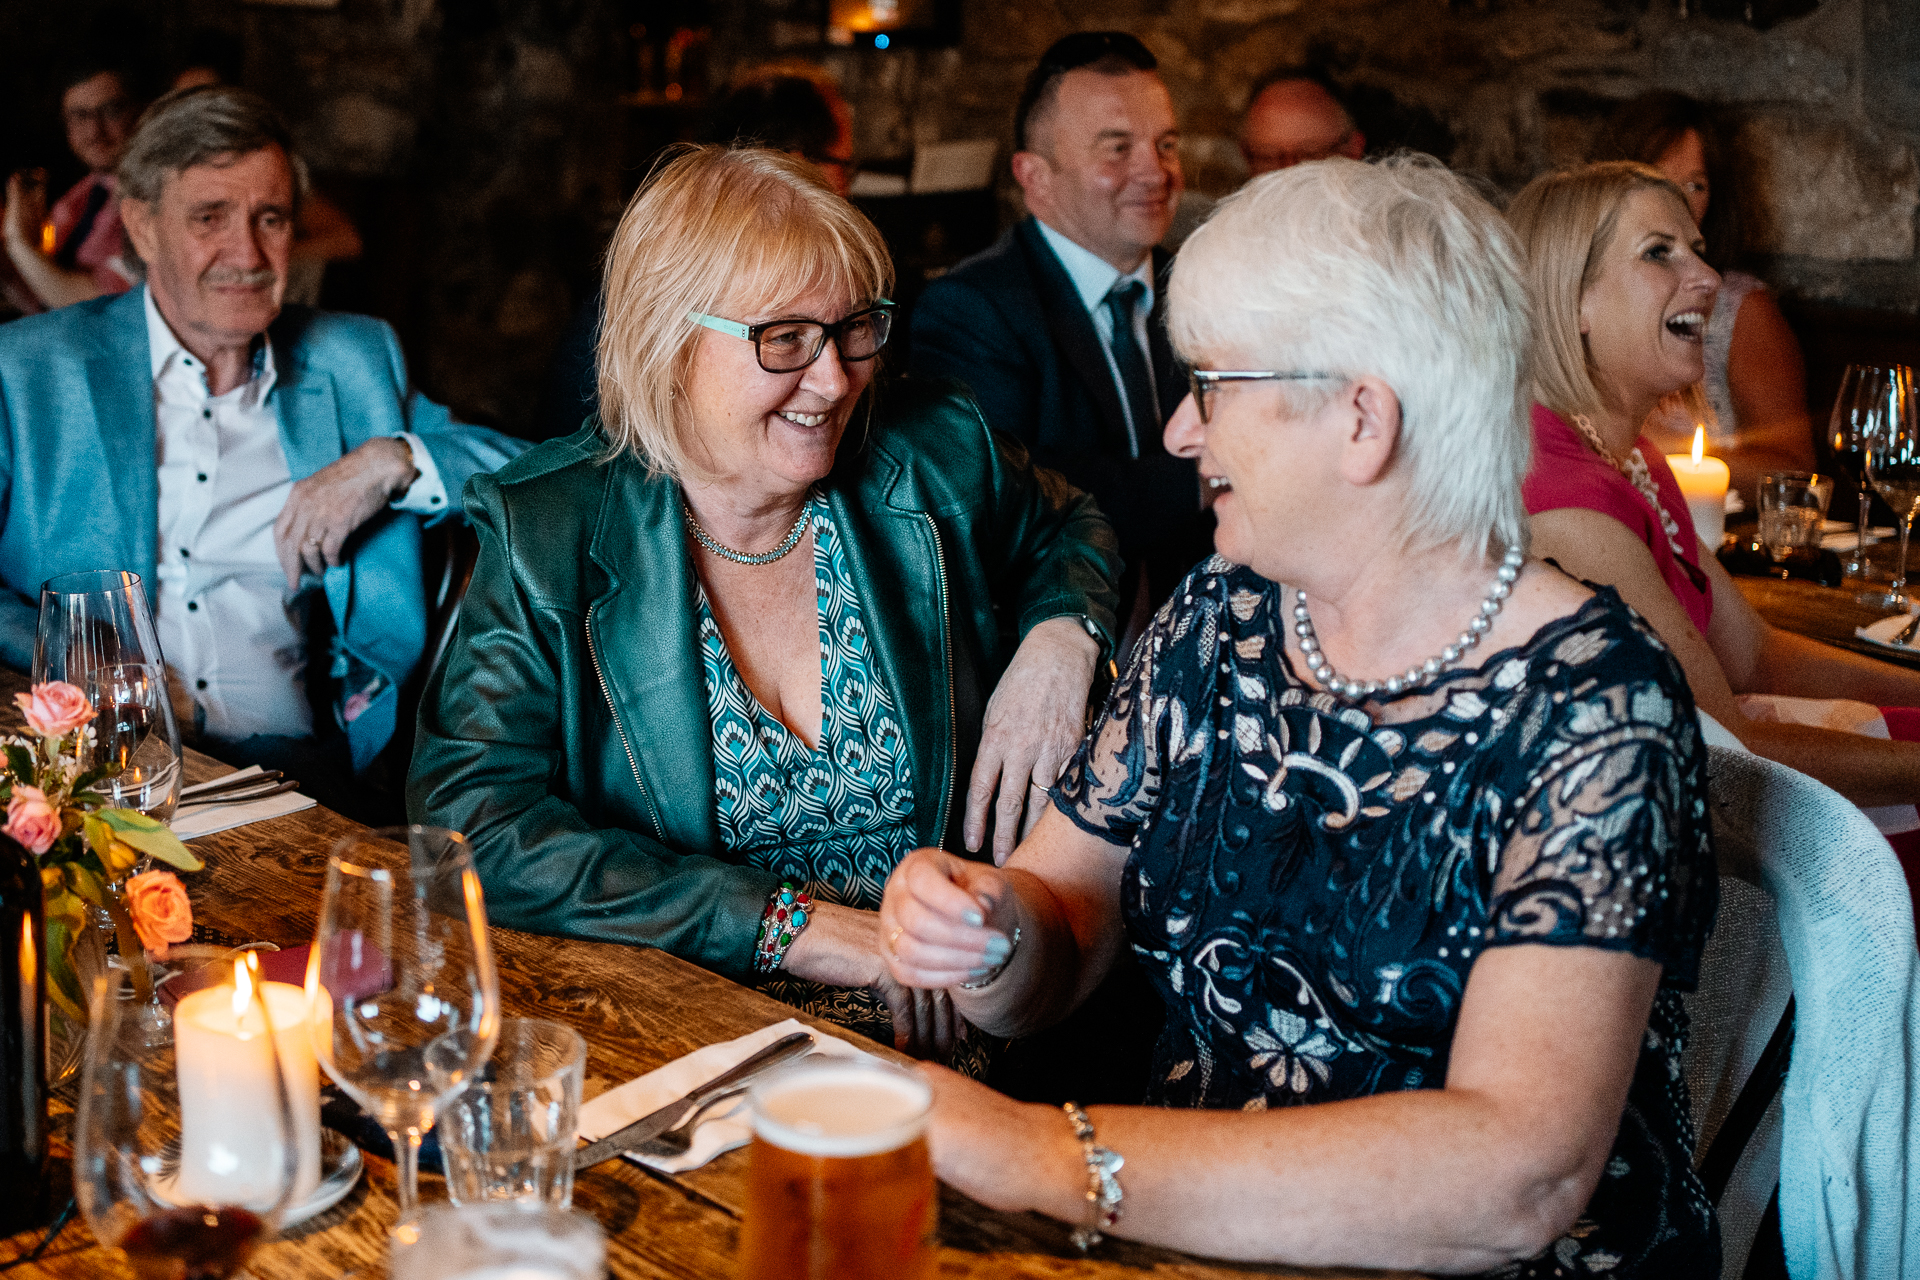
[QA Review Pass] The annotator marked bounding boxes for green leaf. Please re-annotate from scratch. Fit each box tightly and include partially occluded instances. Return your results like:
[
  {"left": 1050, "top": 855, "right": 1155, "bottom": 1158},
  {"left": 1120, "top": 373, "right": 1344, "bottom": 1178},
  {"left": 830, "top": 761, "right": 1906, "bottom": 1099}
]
[
  {"left": 43, "top": 914, "right": 90, "bottom": 1026},
  {"left": 97, "top": 809, "right": 202, "bottom": 872},
  {"left": 70, "top": 765, "right": 113, "bottom": 792},
  {"left": 4, "top": 743, "right": 31, "bottom": 784},
  {"left": 62, "top": 861, "right": 108, "bottom": 908},
  {"left": 82, "top": 814, "right": 114, "bottom": 863},
  {"left": 69, "top": 790, "right": 109, "bottom": 808}
]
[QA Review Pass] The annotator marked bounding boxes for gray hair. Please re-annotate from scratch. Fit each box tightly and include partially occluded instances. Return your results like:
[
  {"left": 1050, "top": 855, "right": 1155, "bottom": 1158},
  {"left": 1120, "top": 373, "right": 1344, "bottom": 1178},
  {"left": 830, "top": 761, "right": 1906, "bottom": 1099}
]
[
  {"left": 117, "top": 86, "right": 304, "bottom": 209},
  {"left": 1168, "top": 154, "right": 1533, "bottom": 560}
]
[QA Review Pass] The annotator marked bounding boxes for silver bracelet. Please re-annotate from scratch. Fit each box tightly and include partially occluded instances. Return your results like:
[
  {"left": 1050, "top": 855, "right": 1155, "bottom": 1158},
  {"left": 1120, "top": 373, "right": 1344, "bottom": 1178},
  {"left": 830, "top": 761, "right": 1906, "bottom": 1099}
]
[
  {"left": 958, "top": 924, "right": 1021, "bottom": 990},
  {"left": 1062, "top": 1102, "right": 1124, "bottom": 1251}
]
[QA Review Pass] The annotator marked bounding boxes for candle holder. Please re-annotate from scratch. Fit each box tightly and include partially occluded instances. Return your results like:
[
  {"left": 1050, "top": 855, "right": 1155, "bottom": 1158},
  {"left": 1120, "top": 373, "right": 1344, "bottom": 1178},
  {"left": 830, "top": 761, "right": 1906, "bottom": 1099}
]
[{"left": 73, "top": 954, "right": 301, "bottom": 1280}]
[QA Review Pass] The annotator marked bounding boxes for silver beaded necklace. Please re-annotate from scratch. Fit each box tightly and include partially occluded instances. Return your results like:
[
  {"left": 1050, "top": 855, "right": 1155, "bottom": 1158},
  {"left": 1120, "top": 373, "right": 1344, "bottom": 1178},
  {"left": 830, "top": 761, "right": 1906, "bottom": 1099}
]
[
  {"left": 683, "top": 496, "right": 813, "bottom": 566},
  {"left": 1293, "top": 545, "right": 1526, "bottom": 700}
]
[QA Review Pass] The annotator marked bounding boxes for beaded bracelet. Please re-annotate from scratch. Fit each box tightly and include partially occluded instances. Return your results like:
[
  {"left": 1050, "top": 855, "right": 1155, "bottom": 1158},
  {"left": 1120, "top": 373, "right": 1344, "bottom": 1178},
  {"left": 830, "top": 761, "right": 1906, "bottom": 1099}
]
[
  {"left": 752, "top": 882, "right": 813, "bottom": 974},
  {"left": 1062, "top": 1102, "right": 1124, "bottom": 1251}
]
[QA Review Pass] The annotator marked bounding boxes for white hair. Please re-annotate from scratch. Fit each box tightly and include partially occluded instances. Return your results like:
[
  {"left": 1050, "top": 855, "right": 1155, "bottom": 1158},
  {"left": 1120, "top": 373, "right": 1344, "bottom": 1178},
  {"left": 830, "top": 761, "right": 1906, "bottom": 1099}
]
[{"left": 1168, "top": 154, "right": 1534, "bottom": 560}]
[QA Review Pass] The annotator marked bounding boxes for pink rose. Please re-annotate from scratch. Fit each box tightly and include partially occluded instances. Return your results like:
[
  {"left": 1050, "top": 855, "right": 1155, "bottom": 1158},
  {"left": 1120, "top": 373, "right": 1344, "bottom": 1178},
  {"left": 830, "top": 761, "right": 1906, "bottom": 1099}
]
[
  {"left": 124, "top": 870, "right": 193, "bottom": 959},
  {"left": 15, "top": 681, "right": 96, "bottom": 739},
  {"left": 4, "top": 785, "right": 60, "bottom": 856}
]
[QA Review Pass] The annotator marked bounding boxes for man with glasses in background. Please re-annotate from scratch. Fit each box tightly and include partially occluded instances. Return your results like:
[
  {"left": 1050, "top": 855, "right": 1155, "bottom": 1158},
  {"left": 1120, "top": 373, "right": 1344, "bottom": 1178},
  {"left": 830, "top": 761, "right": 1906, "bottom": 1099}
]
[
  {"left": 911, "top": 31, "right": 1210, "bottom": 641},
  {"left": 2, "top": 62, "right": 143, "bottom": 313}
]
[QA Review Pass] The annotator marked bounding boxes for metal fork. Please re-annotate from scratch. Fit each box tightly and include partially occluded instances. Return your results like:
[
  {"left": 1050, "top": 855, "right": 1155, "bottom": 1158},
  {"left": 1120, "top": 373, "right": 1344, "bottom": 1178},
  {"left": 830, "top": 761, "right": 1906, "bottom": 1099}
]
[
  {"left": 1891, "top": 612, "right": 1920, "bottom": 647},
  {"left": 632, "top": 1084, "right": 753, "bottom": 1160}
]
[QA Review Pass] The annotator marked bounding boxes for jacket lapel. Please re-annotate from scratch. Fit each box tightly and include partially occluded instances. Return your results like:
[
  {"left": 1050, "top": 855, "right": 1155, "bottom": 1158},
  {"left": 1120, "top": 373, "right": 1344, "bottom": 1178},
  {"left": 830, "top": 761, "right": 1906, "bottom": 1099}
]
[
  {"left": 587, "top": 462, "right": 720, "bottom": 852},
  {"left": 1016, "top": 219, "right": 1133, "bottom": 454},
  {"left": 1149, "top": 247, "right": 1183, "bottom": 421}
]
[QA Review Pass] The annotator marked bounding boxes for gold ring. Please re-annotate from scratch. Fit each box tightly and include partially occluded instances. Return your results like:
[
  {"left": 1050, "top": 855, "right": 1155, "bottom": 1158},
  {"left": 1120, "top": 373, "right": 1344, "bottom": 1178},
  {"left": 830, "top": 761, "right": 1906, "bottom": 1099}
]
[
  {"left": 305, "top": 537, "right": 322, "bottom": 547},
  {"left": 888, "top": 926, "right": 904, "bottom": 953}
]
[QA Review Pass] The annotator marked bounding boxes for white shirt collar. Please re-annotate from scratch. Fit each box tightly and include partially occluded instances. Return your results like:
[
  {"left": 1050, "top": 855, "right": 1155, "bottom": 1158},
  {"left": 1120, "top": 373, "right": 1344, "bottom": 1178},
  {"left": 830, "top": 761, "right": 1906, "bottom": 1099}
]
[
  {"left": 144, "top": 285, "right": 276, "bottom": 404},
  {"left": 1033, "top": 219, "right": 1155, "bottom": 317}
]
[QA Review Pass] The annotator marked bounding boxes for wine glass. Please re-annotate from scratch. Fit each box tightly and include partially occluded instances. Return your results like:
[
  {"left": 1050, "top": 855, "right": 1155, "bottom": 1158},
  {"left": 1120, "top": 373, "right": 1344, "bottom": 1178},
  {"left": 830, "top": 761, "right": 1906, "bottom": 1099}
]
[
  {"left": 1867, "top": 375, "right": 1920, "bottom": 612},
  {"left": 306, "top": 826, "right": 499, "bottom": 1239},
  {"left": 1757, "top": 471, "right": 1833, "bottom": 579},
  {"left": 1829, "top": 365, "right": 1914, "bottom": 601},
  {"left": 34, "top": 570, "right": 183, "bottom": 822},
  {"left": 74, "top": 956, "right": 301, "bottom": 1280}
]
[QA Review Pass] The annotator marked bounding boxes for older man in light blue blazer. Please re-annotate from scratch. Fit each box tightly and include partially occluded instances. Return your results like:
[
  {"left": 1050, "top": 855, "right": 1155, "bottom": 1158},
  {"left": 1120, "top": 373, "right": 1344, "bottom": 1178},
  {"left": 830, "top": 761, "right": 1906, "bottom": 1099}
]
[{"left": 0, "top": 85, "right": 525, "bottom": 794}]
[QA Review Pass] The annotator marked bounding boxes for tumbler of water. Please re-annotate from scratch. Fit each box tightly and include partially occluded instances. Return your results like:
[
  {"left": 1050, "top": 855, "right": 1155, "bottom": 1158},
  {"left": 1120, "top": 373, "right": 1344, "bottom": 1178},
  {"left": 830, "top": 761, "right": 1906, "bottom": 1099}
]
[
  {"left": 1757, "top": 471, "right": 1834, "bottom": 580},
  {"left": 438, "top": 1018, "right": 586, "bottom": 1211}
]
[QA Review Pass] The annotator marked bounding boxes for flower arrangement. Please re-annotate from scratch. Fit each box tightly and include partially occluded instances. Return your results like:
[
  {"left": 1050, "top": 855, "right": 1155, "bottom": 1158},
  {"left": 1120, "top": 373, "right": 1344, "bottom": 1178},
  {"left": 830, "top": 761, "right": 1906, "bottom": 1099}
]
[{"left": 4, "top": 681, "right": 202, "bottom": 1014}]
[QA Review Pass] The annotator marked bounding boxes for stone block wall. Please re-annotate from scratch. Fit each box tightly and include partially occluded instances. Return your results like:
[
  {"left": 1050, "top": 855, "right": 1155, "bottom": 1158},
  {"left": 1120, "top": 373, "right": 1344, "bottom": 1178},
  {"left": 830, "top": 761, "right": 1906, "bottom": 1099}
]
[{"left": 804, "top": 0, "right": 1920, "bottom": 313}]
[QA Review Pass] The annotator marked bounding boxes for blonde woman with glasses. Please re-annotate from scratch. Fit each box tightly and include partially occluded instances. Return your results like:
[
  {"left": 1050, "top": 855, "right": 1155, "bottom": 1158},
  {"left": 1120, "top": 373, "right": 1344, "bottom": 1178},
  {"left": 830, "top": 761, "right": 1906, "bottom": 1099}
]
[
  {"left": 409, "top": 146, "right": 1121, "bottom": 1065},
  {"left": 879, "top": 157, "right": 1719, "bottom": 1276}
]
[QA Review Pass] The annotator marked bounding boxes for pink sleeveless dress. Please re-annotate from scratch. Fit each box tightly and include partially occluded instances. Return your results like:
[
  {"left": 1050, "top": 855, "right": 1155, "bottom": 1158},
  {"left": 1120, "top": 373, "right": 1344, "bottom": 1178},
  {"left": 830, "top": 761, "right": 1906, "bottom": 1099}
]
[{"left": 1522, "top": 404, "right": 1714, "bottom": 637}]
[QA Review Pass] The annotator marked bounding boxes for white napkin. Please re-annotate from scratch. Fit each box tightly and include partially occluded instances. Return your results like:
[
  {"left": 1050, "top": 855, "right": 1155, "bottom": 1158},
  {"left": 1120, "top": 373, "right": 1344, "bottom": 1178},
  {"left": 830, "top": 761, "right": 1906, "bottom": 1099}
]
[
  {"left": 1737, "top": 691, "right": 1920, "bottom": 836},
  {"left": 576, "top": 1018, "right": 874, "bottom": 1173},
  {"left": 170, "top": 765, "right": 317, "bottom": 840},
  {"left": 1819, "top": 523, "right": 1894, "bottom": 551}
]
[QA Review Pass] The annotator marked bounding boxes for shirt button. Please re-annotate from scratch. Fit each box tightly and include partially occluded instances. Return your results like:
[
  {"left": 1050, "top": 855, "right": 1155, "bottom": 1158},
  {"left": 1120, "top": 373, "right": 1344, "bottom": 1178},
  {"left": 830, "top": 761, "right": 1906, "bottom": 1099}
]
[
  {"left": 202, "top": 409, "right": 211, "bottom": 419},
  {"left": 197, "top": 473, "right": 208, "bottom": 482},
  {"left": 179, "top": 548, "right": 190, "bottom": 558},
  {"left": 195, "top": 679, "right": 207, "bottom": 690},
  {"left": 186, "top": 602, "right": 199, "bottom": 612}
]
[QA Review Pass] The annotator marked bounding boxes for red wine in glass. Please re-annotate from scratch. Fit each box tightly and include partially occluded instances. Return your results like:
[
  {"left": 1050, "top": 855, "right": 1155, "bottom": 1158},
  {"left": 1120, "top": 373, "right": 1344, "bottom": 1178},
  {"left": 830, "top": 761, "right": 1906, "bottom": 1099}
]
[{"left": 118, "top": 1206, "right": 267, "bottom": 1280}]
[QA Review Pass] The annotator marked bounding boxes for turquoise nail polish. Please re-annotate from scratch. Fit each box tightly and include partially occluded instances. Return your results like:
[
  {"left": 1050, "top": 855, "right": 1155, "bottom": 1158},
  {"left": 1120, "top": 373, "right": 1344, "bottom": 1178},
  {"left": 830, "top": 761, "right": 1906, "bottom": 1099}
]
[
  {"left": 968, "top": 967, "right": 991, "bottom": 980},
  {"left": 983, "top": 937, "right": 1011, "bottom": 962},
  {"left": 963, "top": 909, "right": 984, "bottom": 927}
]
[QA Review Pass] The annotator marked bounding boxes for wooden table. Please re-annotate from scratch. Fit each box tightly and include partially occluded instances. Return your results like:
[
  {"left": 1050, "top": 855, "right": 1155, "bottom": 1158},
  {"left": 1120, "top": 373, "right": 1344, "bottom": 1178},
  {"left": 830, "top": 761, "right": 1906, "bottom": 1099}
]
[
  {"left": 1731, "top": 573, "right": 1920, "bottom": 671},
  {"left": 0, "top": 674, "right": 1403, "bottom": 1280}
]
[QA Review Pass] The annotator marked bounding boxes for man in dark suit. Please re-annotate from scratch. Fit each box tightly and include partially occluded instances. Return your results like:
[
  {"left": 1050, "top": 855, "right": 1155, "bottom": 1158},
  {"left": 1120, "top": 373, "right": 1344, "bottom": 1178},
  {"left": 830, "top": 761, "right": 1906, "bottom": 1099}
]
[{"left": 911, "top": 31, "right": 1211, "bottom": 631}]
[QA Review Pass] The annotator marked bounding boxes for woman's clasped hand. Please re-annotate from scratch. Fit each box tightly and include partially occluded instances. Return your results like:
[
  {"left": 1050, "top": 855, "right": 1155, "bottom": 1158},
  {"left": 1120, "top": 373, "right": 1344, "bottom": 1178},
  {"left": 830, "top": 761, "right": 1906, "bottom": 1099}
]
[{"left": 880, "top": 157, "right": 1721, "bottom": 1278}]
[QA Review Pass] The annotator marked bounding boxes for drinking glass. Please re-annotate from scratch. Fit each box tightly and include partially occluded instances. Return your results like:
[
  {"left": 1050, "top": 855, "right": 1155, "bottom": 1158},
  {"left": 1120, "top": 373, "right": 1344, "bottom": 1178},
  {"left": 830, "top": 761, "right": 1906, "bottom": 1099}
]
[
  {"left": 73, "top": 957, "right": 301, "bottom": 1280},
  {"left": 1757, "top": 471, "right": 1834, "bottom": 579},
  {"left": 1868, "top": 377, "right": 1920, "bottom": 612},
  {"left": 740, "top": 1055, "right": 936, "bottom": 1280},
  {"left": 1829, "top": 365, "right": 1914, "bottom": 600},
  {"left": 34, "top": 570, "right": 182, "bottom": 822},
  {"left": 306, "top": 826, "right": 499, "bottom": 1238},
  {"left": 439, "top": 1018, "right": 586, "bottom": 1210}
]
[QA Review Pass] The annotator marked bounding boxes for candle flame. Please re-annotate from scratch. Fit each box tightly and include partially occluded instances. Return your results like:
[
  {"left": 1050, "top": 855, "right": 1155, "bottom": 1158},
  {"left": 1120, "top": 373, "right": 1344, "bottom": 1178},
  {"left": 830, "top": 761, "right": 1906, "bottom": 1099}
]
[
  {"left": 39, "top": 221, "right": 55, "bottom": 256},
  {"left": 1691, "top": 426, "right": 1705, "bottom": 466},
  {"left": 233, "top": 952, "right": 258, "bottom": 1018}
]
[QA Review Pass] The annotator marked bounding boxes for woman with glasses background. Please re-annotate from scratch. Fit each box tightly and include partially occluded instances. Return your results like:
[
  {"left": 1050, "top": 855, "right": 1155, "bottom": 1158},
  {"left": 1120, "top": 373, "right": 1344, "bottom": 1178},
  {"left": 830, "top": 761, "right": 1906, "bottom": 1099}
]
[
  {"left": 409, "top": 145, "right": 1121, "bottom": 1066},
  {"left": 878, "top": 157, "right": 1719, "bottom": 1275}
]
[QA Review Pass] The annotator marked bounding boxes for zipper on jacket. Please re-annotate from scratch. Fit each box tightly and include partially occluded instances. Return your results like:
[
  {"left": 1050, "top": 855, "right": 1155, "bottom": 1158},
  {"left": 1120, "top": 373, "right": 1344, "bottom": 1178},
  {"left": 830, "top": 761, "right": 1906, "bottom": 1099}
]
[
  {"left": 920, "top": 513, "right": 956, "bottom": 850},
  {"left": 586, "top": 611, "right": 666, "bottom": 839}
]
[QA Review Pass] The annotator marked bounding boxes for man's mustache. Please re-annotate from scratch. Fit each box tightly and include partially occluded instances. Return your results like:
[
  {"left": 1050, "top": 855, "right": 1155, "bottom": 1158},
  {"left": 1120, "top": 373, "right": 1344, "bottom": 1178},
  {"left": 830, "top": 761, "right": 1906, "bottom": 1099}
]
[{"left": 200, "top": 266, "right": 278, "bottom": 289}]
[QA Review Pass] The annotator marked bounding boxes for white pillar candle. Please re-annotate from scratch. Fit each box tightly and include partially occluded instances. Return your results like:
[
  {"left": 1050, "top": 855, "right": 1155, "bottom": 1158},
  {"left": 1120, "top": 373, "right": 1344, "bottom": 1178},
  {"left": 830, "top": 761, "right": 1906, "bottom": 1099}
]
[
  {"left": 174, "top": 971, "right": 322, "bottom": 1207},
  {"left": 1666, "top": 427, "right": 1730, "bottom": 550}
]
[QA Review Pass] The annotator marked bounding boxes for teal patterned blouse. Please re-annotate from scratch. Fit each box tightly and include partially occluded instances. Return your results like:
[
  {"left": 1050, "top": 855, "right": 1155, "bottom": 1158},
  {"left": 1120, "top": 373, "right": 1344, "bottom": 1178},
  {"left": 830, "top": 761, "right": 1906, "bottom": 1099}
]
[{"left": 696, "top": 497, "right": 927, "bottom": 1049}]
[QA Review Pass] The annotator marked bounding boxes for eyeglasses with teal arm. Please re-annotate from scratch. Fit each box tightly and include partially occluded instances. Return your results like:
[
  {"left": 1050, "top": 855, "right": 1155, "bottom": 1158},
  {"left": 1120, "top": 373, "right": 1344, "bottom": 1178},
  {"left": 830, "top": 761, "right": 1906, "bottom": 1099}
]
[{"left": 688, "top": 300, "right": 895, "bottom": 373}]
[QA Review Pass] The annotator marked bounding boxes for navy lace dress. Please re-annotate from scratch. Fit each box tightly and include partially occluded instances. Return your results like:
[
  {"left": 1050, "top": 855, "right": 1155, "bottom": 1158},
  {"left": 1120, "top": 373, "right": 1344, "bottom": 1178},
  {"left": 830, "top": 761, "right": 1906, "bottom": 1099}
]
[{"left": 1053, "top": 559, "right": 1720, "bottom": 1277}]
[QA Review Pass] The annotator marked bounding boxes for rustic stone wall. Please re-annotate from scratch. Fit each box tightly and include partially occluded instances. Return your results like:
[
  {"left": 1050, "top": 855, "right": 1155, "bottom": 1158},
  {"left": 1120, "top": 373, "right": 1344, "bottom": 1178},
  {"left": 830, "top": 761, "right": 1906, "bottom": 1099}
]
[
  {"left": 5, "top": 0, "right": 1916, "bottom": 433},
  {"left": 803, "top": 0, "right": 1920, "bottom": 312}
]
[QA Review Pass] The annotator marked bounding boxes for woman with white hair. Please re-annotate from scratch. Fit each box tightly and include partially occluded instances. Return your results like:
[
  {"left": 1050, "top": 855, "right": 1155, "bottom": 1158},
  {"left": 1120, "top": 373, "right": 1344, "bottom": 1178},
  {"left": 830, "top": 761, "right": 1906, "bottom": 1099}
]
[
  {"left": 878, "top": 157, "right": 1719, "bottom": 1275},
  {"left": 410, "top": 146, "right": 1121, "bottom": 1065}
]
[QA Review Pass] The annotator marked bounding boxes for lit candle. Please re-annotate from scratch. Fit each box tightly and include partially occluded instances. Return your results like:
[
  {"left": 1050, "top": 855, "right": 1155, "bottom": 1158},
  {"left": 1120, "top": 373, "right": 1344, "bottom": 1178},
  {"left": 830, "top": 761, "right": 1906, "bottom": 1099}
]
[
  {"left": 174, "top": 956, "right": 321, "bottom": 1206},
  {"left": 1666, "top": 426, "right": 1730, "bottom": 549}
]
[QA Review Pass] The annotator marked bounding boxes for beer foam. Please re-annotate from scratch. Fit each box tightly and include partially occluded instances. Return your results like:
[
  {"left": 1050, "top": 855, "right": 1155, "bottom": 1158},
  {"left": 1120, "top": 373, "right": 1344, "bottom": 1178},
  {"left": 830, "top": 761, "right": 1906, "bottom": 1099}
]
[{"left": 752, "top": 1063, "right": 931, "bottom": 1158}]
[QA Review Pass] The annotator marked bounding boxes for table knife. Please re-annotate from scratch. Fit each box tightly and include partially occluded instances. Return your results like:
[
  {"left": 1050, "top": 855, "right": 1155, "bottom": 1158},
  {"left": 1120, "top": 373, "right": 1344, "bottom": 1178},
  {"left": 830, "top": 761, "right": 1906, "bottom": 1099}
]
[{"left": 571, "top": 1030, "right": 812, "bottom": 1171}]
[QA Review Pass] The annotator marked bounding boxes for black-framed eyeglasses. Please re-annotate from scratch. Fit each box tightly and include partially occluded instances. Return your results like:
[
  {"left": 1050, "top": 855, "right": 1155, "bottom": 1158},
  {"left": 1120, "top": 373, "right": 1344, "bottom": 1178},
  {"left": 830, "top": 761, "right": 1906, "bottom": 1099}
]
[
  {"left": 1188, "top": 369, "right": 1342, "bottom": 423},
  {"left": 688, "top": 301, "right": 894, "bottom": 373}
]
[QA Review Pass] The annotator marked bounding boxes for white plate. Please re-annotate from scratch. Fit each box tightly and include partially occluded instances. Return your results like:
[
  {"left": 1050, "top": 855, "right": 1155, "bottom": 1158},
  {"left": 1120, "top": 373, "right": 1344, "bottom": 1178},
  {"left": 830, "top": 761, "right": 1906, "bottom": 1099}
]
[
  {"left": 1855, "top": 610, "right": 1920, "bottom": 652},
  {"left": 284, "top": 1129, "right": 364, "bottom": 1228}
]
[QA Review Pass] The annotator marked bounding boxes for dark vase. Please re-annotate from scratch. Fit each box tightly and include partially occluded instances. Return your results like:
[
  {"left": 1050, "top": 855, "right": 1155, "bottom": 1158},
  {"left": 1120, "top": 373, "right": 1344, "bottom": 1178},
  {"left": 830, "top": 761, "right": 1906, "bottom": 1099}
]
[{"left": 0, "top": 830, "right": 48, "bottom": 1233}]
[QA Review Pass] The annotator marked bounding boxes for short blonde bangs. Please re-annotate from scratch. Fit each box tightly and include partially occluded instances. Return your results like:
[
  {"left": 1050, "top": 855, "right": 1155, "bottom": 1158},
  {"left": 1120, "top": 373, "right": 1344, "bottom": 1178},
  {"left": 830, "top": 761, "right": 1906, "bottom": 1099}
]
[
  {"left": 595, "top": 145, "right": 894, "bottom": 478},
  {"left": 1504, "top": 161, "right": 1690, "bottom": 423}
]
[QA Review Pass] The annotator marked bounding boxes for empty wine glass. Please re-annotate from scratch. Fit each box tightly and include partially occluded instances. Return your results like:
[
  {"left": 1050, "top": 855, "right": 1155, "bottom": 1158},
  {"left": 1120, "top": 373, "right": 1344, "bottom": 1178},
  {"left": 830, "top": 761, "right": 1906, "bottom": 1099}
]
[
  {"left": 34, "top": 570, "right": 182, "bottom": 822},
  {"left": 1757, "top": 471, "right": 1834, "bottom": 579},
  {"left": 74, "top": 956, "right": 301, "bottom": 1280},
  {"left": 306, "top": 826, "right": 499, "bottom": 1239},
  {"left": 1829, "top": 365, "right": 1914, "bottom": 601},
  {"left": 1867, "top": 377, "right": 1920, "bottom": 612}
]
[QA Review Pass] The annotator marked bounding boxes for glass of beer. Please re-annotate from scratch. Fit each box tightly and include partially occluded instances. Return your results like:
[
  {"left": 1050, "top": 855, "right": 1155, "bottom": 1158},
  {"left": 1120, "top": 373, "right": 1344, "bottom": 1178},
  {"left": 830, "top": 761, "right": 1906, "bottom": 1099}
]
[{"left": 738, "top": 1055, "right": 936, "bottom": 1280}]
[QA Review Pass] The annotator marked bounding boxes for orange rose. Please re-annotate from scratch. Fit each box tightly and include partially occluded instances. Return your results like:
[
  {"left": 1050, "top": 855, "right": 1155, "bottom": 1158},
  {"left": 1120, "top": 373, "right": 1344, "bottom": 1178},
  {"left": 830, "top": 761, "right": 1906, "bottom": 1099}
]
[
  {"left": 4, "top": 785, "right": 61, "bottom": 856},
  {"left": 15, "top": 681, "right": 96, "bottom": 739},
  {"left": 123, "top": 870, "right": 193, "bottom": 959}
]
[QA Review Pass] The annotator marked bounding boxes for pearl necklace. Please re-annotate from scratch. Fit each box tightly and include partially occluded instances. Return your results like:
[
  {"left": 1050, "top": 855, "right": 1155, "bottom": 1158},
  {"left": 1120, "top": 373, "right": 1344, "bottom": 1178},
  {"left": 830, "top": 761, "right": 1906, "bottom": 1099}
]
[
  {"left": 683, "top": 496, "right": 812, "bottom": 566},
  {"left": 1567, "top": 413, "right": 1689, "bottom": 562},
  {"left": 1293, "top": 546, "right": 1525, "bottom": 699}
]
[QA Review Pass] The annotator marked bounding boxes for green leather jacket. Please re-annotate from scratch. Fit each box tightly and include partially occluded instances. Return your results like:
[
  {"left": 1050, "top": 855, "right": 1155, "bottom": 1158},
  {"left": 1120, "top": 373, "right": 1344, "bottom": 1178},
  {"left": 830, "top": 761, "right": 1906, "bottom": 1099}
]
[{"left": 407, "top": 378, "right": 1121, "bottom": 981}]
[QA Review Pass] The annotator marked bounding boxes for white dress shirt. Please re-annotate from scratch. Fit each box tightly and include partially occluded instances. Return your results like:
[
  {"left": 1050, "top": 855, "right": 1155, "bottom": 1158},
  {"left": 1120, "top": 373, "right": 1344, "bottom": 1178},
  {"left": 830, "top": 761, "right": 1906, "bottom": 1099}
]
[
  {"left": 1034, "top": 219, "right": 1159, "bottom": 457},
  {"left": 145, "top": 287, "right": 447, "bottom": 743}
]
